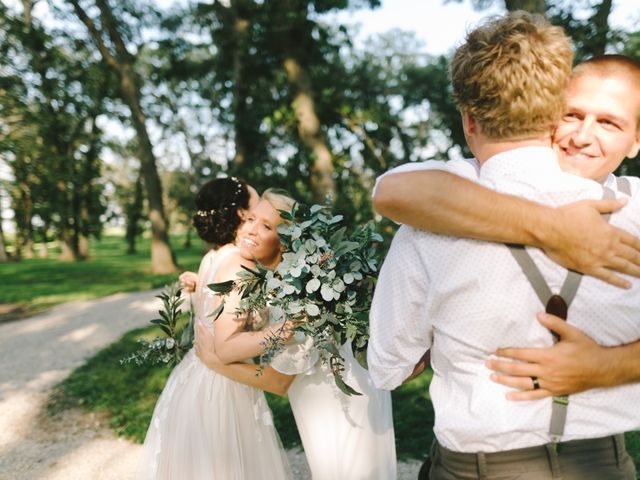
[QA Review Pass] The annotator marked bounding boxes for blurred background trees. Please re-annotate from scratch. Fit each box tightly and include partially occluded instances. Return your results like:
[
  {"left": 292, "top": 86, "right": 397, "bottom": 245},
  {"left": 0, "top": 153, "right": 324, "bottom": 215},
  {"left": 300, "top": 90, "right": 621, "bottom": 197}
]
[{"left": 0, "top": 0, "right": 637, "bottom": 268}]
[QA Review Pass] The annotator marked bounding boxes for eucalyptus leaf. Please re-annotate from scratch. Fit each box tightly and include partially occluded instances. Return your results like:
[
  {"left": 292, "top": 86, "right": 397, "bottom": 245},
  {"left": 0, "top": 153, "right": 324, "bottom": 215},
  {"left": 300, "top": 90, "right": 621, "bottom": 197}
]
[
  {"left": 207, "top": 302, "right": 225, "bottom": 321},
  {"left": 287, "top": 303, "right": 305, "bottom": 314},
  {"left": 305, "top": 304, "right": 321, "bottom": 316},
  {"left": 321, "top": 283, "right": 335, "bottom": 301},
  {"left": 208, "top": 280, "right": 235, "bottom": 293},
  {"left": 306, "top": 278, "right": 321, "bottom": 293},
  {"left": 329, "top": 226, "right": 346, "bottom": 245},
  {"left": 333, "top": 373, "right": 362, "bottom": 397},
  {"left": 354, "top": 348, "right": 368, "bottom": 370}
]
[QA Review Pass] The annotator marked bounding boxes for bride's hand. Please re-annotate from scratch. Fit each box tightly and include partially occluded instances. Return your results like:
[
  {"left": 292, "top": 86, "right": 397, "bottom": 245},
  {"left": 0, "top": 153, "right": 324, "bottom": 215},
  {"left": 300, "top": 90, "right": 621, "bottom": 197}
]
[
  {"left": 194, "top": 320, "right": 224, "bottom": 371},
  {"left": 284, "top": 315, "right": 311, "bottom": 342},
  {"left": 179, "top": 271, "right": 198, "bottom": 293}
]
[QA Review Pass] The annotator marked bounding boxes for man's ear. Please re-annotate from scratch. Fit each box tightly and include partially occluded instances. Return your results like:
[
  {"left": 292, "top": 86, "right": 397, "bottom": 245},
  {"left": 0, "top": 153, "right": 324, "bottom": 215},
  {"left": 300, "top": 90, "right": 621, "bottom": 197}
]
[
  {"left": 628, "top": 129, "right": 640, "bottom": 159},
  {"left": 462, "top": 111, "right": 477, "bottom": 136}
]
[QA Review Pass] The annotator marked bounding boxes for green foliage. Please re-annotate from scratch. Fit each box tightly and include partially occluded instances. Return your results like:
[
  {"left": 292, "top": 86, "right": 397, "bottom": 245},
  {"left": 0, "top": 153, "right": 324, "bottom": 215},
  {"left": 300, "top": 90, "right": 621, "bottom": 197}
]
[
  {"left": 626, "top": 431, "right": 640, "bottom": 479},
  {"left": 0, "top": 7, "right": 110, "bottom": 258},
  {"left": 210, "top": 202, "right": 382, "bottom": 395},
  {"left": 121, "top": 282, "right": 195, "bottom": 367}
]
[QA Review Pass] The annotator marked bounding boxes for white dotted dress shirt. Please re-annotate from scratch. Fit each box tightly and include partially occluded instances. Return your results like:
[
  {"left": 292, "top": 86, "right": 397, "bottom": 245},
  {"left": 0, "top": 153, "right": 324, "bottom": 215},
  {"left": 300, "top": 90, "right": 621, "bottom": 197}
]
[{"left": 368, "top": 146, "right": 640, "bottom": 453}]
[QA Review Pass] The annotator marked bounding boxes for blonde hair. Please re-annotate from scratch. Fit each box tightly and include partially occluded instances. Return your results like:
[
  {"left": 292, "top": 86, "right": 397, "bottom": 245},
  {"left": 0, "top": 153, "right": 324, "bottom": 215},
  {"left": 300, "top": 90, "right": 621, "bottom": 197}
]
[
  {"left": 261, "top": 188, "right": 297, "bottom": 218},
  {"left": 572, "top": 54, "right": 640, "bottom": 128},
  {"left": 451, "top": 11, "right": 573, "bottom": 140}
]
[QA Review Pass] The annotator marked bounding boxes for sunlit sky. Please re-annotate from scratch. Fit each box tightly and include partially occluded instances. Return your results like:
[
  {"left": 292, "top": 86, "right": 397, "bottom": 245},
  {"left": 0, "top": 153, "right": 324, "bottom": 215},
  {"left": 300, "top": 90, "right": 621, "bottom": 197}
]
[{"left": 323, "top": 0, "right": 640, "bottom": 56}]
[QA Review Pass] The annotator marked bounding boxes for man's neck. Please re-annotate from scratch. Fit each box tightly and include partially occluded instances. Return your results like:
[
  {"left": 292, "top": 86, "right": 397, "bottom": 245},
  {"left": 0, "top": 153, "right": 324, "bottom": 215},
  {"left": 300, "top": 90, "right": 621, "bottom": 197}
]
[{"left": 474, "top": 135, "right": 553, "bottom": 167}]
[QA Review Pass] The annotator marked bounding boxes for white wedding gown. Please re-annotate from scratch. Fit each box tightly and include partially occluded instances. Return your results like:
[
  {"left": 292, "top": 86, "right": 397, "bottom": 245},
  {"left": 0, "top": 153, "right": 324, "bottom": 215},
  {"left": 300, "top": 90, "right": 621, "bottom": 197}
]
[
  {"left": 139, "top": 247, "right": 292, "bottom": 480},
  {"left": 272, "top": 336, "right": 397, "bottom": 479}
]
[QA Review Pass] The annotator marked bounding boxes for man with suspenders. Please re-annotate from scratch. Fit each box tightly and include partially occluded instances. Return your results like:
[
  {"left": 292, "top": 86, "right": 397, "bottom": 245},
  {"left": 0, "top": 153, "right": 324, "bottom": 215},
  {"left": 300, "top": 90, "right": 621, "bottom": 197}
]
[
  {"left": 373, "top": 54, "right": 640, "bottom": 403},
  {"left": 369, "top": 13, "right": 640, "bottom": 480}
]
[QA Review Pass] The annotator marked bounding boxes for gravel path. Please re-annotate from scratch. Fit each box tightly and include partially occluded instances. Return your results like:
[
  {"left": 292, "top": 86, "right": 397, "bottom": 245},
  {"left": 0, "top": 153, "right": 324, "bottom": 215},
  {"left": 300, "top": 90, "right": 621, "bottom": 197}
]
[{"left": 0, "top": 290, "right": 421, "bottom": 479}]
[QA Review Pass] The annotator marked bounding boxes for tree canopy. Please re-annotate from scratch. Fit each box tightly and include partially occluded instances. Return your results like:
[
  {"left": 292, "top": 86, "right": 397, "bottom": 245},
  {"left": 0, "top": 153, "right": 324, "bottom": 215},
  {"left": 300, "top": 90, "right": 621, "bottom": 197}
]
[{"left": 1, "top": 0, "right": 637, "bottom": 266}]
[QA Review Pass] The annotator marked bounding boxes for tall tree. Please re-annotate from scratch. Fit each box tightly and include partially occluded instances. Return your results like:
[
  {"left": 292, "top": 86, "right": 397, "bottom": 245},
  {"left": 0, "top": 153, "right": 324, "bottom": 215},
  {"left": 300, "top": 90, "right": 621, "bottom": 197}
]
[
  {"left": 1, "top": 3, "right": 110, "bottom": 261},
  {"left": 269, "top": 0, "right": 337, "bottom": 202},
  {"left": 0, "top": 193, "right": 8, "bottom": 262},
  {"left": 68, "top": 0, "right": 178, "bottom": 273}
]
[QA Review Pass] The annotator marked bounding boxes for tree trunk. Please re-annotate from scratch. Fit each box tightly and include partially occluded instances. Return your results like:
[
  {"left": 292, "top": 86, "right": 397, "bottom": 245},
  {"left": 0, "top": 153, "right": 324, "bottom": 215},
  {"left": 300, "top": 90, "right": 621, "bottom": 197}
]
[
  {"left": 20, "top": 187, "right": 35, "bottom": 258},
  {"left": 13, "top": 227, "right": 23, "bottom": 261},
  {"left": 504, "top": 0, "right": 547, "bottom": 13},
  {"left": 69, "top": 0, "right": 178, "bottom": 274},
  {"left": 279, "top": 0, "right": 336, "bottom": 203},
  {"left": 59, "top": 242, "right": 74, "bottom": 261},
  {"left": 0, "top": 208, "right": 8, "bottom": 262},
  {"left": 283, "top": 56, "right": 336, "bottom": 203},
  {"left": 38, "top": 221, "right": 49, "bottom": 259},
  {"left": 119, "top": 65, "right": 176, "bottom": 272},
  {"left": 78, "top": 232, "right": 90, "bottom": 259},
  {"left": 58, "top": 225, "right": 80, "bottom": 261},
  {"left": 78, "top": 118, "right": 100, "bottom": 260},
  {"left": 126, "top": 174, "right": 144, "bottom": 255},
  {"left": 589, "top": 0, "right": 612, "bottom": 56},
  {"left": 230, "top": 0, "right": 251, "bottom": 170},
  {"left": 23, "top": 236, "right": 35, "bottom": 258}
]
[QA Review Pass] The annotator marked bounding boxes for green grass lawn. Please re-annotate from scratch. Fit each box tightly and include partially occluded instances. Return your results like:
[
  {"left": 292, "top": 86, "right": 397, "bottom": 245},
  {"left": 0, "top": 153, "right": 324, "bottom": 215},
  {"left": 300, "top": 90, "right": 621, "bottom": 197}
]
[{"left": 0, "top": 234, "right": 202, "bottom": 318}]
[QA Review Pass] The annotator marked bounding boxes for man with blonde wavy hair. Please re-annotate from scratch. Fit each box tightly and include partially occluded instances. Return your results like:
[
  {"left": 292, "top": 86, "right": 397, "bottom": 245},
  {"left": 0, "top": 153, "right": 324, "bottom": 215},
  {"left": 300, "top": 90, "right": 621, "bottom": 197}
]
[{"left": 368, "top": 11, "right": 640, "bottom": 480}]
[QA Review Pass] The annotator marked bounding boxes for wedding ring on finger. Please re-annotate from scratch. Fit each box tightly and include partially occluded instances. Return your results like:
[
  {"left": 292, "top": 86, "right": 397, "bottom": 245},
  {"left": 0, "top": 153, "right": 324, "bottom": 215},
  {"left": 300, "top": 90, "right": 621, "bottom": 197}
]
[{"left": 531, "top": 376, "right": 540, "bottom": 390}]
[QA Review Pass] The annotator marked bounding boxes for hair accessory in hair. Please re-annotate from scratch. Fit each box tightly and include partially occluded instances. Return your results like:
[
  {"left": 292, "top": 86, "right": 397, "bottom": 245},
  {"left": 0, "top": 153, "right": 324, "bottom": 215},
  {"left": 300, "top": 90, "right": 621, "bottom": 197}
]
[
  {"left": 196, "top": 209, "right": 216, "bottom": 217},
  {"left": 228, "top": 176, "right": 244, "bottom": 204}
]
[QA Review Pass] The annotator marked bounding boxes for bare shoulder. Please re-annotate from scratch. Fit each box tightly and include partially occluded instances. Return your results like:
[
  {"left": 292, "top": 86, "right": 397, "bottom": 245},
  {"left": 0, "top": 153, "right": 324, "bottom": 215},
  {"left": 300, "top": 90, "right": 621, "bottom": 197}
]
[{"left": 214, "top": 250, "right": 256, "bottom": 282}]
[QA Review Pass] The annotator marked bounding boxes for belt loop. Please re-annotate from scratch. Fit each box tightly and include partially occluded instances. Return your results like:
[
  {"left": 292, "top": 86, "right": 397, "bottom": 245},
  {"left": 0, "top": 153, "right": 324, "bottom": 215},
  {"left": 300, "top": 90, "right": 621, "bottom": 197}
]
[
  {"left": 613, "top": 434, "right": 625, "bottom": 468},
  {"left": 476, "top": 452, "right": 488, "bottom": 479},
  {"left": 544, "top": 443, "right": 563, "bottom": 479}
]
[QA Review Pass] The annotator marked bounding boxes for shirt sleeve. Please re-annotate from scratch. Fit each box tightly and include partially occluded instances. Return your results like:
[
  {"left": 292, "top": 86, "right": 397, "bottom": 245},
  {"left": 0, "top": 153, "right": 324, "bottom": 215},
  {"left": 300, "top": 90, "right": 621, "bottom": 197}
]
[
  {"left": 367, "top": 226, "right": 433, "bottom": 390},
  {"left": 372, "top": 157, "right": 481, "bottom": 198}
]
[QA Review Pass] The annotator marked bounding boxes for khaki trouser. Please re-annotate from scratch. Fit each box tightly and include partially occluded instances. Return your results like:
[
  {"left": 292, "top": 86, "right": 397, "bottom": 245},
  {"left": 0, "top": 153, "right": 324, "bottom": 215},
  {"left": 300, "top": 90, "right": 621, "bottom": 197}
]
[{"left": 426, "top": 435, "right": 636, "bottom": 480}]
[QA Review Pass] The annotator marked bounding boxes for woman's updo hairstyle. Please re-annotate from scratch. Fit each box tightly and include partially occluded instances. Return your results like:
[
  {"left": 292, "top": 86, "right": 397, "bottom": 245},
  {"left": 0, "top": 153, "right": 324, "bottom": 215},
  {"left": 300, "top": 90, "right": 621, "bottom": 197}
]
[{"left": 193, "top": 176, "right": 250, "bottom": 247}]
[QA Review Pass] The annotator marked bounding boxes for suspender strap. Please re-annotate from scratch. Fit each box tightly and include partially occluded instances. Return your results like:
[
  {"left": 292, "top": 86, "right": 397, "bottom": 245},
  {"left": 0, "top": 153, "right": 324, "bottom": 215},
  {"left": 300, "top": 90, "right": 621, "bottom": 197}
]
[
  {"left": 506, "top": 186, "right": 616, "bottom": 444},
  {"left": 505, "top": 245, "right": 553, "bottom": 305},
  {"left": 616, "top": 176, "right": 632, "bottom": 196},
  {"left": 506, "top": 246, "right": 583, "bottom": 311},
  {"left": 506, "top": 245, "right": 581, "bottom": 443}
]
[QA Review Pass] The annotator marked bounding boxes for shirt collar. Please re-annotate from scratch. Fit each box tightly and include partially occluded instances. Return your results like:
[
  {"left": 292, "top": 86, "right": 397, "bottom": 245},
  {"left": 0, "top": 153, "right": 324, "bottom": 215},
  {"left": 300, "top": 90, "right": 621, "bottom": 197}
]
[
  {"left": 603, "top": 173, "right": 617, "bottom": 190},
  {"left": 479, "top": 146, "right": 561, "bottom": 182}
]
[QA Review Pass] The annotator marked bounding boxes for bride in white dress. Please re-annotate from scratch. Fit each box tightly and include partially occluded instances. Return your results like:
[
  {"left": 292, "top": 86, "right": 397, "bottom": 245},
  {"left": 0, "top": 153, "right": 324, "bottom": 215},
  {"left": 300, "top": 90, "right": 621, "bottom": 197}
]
[
  {"left": 140, "top": 178, "right": 292, "bottom": 480},
  {"left": 195, "top": 191, "right": 397, "bottom": 480}
]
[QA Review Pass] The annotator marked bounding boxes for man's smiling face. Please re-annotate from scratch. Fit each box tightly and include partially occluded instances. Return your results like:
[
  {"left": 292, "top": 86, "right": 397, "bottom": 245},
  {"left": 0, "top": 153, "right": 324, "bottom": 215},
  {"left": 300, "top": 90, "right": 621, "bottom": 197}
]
[{"left": 554, "top": 73, "right": 640, "bottom": 183}]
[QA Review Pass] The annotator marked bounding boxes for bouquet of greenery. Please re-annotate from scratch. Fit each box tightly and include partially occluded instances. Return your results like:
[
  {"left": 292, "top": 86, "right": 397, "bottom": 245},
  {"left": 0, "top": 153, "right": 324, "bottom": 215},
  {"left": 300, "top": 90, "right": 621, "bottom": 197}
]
[
  {"left": 210, "top": 203, "right": 383, "bottom": 395},
  {"left": 120, "top": 282, "right": 195, "bottom": 367}
]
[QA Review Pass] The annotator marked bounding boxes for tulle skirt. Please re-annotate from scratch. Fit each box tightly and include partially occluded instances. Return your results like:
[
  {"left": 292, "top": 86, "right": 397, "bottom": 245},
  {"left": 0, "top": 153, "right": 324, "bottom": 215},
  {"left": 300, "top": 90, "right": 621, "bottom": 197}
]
[{"left": 140, "top": 349, "right": 292, "bottom": 480}]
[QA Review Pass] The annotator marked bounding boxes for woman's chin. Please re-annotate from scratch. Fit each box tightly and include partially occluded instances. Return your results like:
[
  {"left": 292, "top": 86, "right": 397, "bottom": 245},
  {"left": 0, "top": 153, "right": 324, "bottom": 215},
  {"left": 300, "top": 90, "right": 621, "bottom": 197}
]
[{"left": 239, "top": 246, "right": 256, "bottom": 260}]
